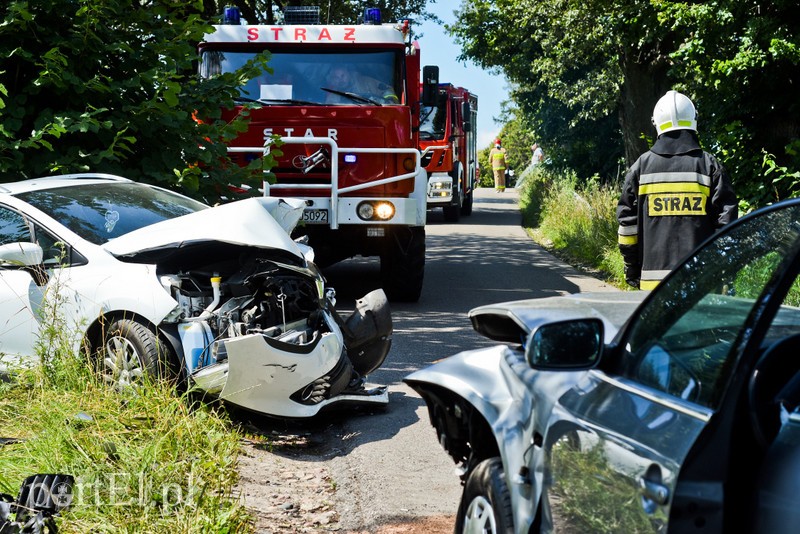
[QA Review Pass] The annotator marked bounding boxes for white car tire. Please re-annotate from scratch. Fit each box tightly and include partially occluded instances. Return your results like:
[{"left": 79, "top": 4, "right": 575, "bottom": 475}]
[{"left": 96, "top": 318, "right": 177, "bottom": 390}]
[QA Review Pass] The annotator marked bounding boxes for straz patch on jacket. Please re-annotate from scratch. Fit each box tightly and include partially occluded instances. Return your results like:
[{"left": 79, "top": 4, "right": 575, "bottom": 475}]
[{"left": 648, "top": 193, "right": 707, "bottom": 216}]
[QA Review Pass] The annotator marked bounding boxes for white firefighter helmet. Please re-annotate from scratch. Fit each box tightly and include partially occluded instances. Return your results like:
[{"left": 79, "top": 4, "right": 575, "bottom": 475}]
[{"left": 652, "top": 90, "right": 697, "bottom": 135}]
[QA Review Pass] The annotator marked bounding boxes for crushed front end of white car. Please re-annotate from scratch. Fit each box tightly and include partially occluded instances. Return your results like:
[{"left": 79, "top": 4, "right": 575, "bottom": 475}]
[{"left": 104, "top": 197, "right": 392, "bottom": 418}]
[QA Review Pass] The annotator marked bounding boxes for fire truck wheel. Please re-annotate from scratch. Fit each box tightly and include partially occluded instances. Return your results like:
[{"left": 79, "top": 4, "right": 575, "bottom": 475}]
[
  {"left": 461, "top": 190, "right": 474, "bottom": 216},
  {"left": 443, "top": 204, "right": 461, "bottom": 222},
  {"left": 443, "top": 166, "right": 463, "bottom": 222},
  {"left": 380, "top": 226, "right": 425, "bottom": 302}
]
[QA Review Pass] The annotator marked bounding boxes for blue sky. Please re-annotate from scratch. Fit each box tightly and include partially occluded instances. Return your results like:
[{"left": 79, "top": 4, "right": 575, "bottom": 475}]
[{"left": 415, "top": 3, "right": 510, "bottom": 148}]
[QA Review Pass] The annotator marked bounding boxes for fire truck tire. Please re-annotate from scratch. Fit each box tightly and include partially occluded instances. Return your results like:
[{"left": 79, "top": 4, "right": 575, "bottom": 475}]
[
  {"left": 443, "top": 166, "right": 463, "bottom": 222},
  {"left": 380, "top": 226, "right": 425, "bottom": 302},
  {"left": 461, "top": 190, "right": 474, "bottom": 216},
  {"left": 443, "top": 204, "right": 461, "bottom": 222}
]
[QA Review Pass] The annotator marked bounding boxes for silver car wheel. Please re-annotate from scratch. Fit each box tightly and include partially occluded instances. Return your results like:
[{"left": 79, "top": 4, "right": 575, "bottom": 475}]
[
  {"left": 103, "top": 335, "right": 144, "bottom": 390},
  {"left": 96, "top": 318, "right": 177, "bottom": 390},
  {"left": 455, "top": 458, "right": 514, "bottom": 533},
  {"left": 463, "top": 495, "right": 497, "bottom": 533}
]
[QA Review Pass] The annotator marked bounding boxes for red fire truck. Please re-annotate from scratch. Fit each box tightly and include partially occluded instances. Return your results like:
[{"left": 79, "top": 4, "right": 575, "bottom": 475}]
[
  {"left": 199, "top": 6, "right": 435, "bottom": 302},
  {"left": 419, "top": 74, "right": 478, "bottom": 222}
]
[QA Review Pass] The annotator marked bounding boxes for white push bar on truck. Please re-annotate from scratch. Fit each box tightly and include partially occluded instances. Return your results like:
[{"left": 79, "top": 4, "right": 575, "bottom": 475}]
[{"left": 228, "top": 137, "right": 427, "bottom": 229}]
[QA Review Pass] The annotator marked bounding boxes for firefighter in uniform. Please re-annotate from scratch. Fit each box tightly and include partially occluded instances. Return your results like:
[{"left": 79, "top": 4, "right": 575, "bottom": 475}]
[
  {"left": 490, "top": 139, "right": 507, "bottom": 192},
  {"left": 617, "top": 90, "right": 738, "bottom": 290}
]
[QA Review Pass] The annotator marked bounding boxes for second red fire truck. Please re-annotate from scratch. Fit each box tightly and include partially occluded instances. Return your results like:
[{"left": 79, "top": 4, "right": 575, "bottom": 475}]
[
  {"left": 418, "top": 73, "right": 478, "bottom": 222},
  {"left": 199, "top": 6, "right": 437, "bottom": 302}
]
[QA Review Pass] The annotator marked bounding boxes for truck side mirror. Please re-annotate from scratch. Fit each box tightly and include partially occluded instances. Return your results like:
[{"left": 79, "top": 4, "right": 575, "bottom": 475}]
[
  {"left": 462, "top": 101, "right": 472, "bottom": 132},
  {"left": 421, "top": 65, "right": 439, "bottom": 106}
]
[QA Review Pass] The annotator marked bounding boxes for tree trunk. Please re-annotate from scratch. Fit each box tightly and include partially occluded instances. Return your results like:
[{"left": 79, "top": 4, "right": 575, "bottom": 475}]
[{"left": 618, "top": 53, "right": 669, "bottom": 168}]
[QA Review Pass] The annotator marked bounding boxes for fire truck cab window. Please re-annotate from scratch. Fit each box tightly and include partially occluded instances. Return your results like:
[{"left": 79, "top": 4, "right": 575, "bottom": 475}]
[
  {"left": 201, "top": 50, "right": 402, "bottom": 106},
  {"left": 419, "top": 97, "right": 447, "bottom": 140}
]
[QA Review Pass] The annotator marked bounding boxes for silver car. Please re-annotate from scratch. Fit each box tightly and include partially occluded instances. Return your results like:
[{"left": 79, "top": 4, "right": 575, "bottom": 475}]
[{"left": 406, "top": 198, "right": 800, "bottom": 533}]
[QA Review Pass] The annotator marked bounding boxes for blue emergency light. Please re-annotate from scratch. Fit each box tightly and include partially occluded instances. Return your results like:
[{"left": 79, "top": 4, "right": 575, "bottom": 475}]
[
  {"left": 344, "top": 154, "right": 357, "bottom": 163},
  {"left": 222, "top": 5, "right": 241, "bottom": 25},
  {"left": 363, "top": 8, "right": 381, "bottom": 25}
]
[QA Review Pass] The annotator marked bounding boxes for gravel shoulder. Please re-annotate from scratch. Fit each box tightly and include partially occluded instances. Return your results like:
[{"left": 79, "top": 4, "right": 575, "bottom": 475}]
[
  {"left": 236, "top": 433, "right": 340, "bottom": 533},
  {"left": 235, "top": 430, "right": 454, "bottom": 533}
]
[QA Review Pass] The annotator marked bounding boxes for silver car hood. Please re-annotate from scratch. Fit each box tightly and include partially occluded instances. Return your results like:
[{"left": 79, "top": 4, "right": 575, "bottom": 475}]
[
  {"left": 103, "top": 197, "right": 306, "bottom": 260},
  {"left": 469, "top": 291, "right": 646, "bottom": 344}
]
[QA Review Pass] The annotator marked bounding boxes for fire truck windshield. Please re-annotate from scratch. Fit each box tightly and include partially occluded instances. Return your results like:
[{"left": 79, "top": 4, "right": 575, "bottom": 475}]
[
  {"left": 419, "top": 101, "right": 446, "bottom": 140},
  {"left": 201, "top": 49, "right": 402, "bottom": 106}
]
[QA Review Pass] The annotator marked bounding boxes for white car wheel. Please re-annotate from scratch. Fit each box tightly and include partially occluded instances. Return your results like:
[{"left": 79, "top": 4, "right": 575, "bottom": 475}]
[
  {"left": 463, "top": 495, "right": 497, "bottom": 533},
  {"left": 97, "top": 318, "right": 177, "bottom": 390}
]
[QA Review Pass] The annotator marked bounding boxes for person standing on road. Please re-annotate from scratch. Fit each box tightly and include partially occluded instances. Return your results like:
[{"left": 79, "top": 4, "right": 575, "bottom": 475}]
[
  {"left": 531, "top": 142, "right": 544, "bottom": 166},
  {"left": 617, "top": 90, "right": 738, "bottom": 290},
  {"left": 490, "top": 138, "right": 508, "bottom": 192}
]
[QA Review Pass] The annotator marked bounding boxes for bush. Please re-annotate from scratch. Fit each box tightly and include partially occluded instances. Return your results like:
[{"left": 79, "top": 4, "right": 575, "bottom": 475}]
[{"left": 519, "top": 168, "right": 627, "bottom": 288}]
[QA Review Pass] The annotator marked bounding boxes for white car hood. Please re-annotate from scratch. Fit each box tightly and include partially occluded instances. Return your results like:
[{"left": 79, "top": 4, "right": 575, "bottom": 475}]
[{"left": 103, "top": 197, "right": 306, "bottom": 260}]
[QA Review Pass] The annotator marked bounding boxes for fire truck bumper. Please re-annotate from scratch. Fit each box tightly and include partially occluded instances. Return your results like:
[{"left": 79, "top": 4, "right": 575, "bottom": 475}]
[
  {"left": 426, "top": 172, "right": 454, "bottom": 206},
  {"left": 300, "top": 197, "right": 425, "bottom": 227}
]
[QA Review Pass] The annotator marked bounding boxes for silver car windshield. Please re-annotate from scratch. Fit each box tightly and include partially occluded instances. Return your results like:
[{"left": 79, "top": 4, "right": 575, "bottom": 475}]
[
  {"left": 621, "top": 203, "right": 800, "bottom": 409},
  {"left": 15, "top": 183, "right": 208, "bottom": 245}
]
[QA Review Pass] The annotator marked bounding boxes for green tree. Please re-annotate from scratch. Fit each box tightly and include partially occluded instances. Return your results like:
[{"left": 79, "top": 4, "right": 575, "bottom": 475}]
[
  {"left": 450, "top": 0, "right": 800, "bottom": 204},
  {"left": 0, "top": 0, "right": 271, "bottom": 200},
  {"left": 0, "top": 0, "right": 434, "bottom": 202},
  {"left": 449, "top": 0, "right": 668, "bottom": 174},
  {"left": 664, "top": 0, "right": 800, "bottom": 205}
]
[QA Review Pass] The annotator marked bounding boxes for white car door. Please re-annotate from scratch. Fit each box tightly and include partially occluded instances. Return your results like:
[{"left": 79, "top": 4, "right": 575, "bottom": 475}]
[{"left": 0, "top": 205, "right": 45, "bottom": 364}]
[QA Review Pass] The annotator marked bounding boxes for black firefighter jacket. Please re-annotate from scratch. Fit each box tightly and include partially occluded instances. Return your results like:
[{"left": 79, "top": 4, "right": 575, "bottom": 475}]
[{"left": 617, "top": 130, "right": 738, "bottom": 290}]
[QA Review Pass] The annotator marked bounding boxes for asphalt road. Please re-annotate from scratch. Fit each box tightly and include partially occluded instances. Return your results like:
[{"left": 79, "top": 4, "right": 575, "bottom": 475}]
[{"left": 313, "top": 186, "right": 617, "bottom": 531}]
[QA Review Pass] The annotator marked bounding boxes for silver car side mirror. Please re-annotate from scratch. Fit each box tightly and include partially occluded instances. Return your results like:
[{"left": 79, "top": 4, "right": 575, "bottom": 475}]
[{"left": 525, "top": 318, "right": 603, "bottom": 369}]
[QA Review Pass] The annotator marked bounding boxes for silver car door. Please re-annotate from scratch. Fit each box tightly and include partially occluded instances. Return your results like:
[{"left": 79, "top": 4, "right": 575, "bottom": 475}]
[{"left": 543, "top": 202, "right": 800, "bottom": 533}]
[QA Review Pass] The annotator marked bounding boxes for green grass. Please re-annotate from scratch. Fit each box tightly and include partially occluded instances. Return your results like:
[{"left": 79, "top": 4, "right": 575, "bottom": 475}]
[
  {"left": 550, "top": 439, "right": 659, "bottom": 533},
  {"left": 0, "top": 280, "right": 251, "bottom": 533},
  {"left": 0, "top": 363, "right": 250, "bottom": 533},
  {"left": 519, "top": 168, "right": 628, "bottom": 288}
]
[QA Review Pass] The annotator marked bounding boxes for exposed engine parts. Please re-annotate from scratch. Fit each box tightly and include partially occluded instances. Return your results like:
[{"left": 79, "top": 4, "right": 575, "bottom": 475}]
[{"left": 157, "top": 258, "right": 392, "bottom": 418}]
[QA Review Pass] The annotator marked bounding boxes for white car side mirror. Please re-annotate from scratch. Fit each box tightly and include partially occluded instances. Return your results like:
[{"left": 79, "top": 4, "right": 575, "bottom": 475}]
[{"left": 0, "top": 242, "right": 44, "bottom": 267}]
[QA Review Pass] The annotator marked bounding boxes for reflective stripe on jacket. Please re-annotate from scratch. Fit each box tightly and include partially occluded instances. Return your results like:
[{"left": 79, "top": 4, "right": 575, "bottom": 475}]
[{"left": 490, "top": 147, "right": 506, "bottom": 170}]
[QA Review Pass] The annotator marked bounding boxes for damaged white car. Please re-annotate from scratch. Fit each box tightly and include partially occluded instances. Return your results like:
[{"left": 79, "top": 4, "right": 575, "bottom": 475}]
[{"left": 0, "top": 174, "right": 391, "bottom": 418}]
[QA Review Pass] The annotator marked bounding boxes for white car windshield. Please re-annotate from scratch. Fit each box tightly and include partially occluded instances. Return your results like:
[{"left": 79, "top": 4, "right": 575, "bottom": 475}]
[{"left": 15, "top": 183, "right": 208, "bottom": 245}]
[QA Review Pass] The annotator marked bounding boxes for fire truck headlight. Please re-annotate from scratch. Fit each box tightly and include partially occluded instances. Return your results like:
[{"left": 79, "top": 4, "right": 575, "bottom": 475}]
[
  {"left": 375, "top": 202, "right": 395, "bottom": 220},
  {"left": 357, "top": 202, "right": 375, "bottom": 220},
  {"left": 357, "top": 201, "right": 395, "bottom": 221}
]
